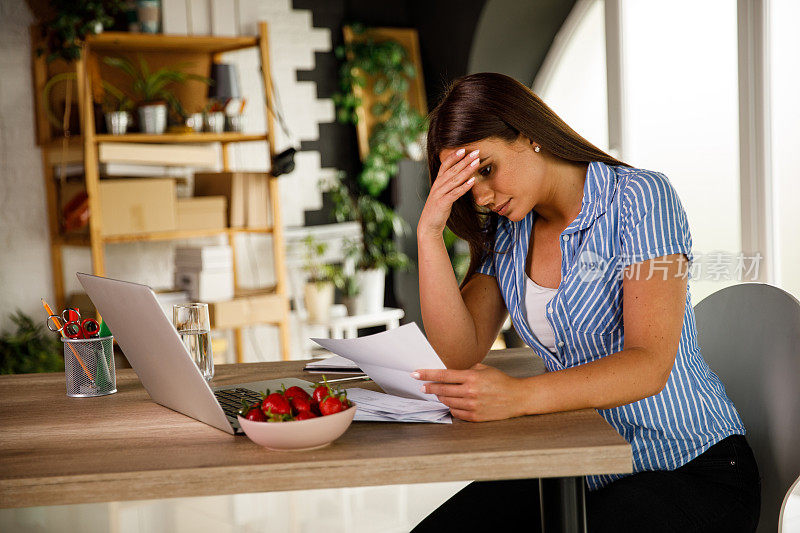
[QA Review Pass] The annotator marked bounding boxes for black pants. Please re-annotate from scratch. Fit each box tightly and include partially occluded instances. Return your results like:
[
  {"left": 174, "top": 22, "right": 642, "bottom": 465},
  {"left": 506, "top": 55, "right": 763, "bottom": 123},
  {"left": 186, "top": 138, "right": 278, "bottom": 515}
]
[{"left": 411, "top": 434, "right": 761, "bottom": 532}]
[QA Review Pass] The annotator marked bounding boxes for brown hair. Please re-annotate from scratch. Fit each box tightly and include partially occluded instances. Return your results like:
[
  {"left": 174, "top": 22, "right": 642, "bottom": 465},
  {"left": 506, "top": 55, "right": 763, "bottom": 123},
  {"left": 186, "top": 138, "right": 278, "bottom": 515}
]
[{"left": 426, "top": 72, "right": 631, "bottom": 287}]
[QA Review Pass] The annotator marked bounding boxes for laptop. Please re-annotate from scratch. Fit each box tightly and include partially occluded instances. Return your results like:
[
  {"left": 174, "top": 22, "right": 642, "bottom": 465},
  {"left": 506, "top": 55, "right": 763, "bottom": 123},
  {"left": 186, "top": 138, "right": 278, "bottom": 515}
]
[{"left": 77, "top": 272, "right": 315, "bottom": 435}]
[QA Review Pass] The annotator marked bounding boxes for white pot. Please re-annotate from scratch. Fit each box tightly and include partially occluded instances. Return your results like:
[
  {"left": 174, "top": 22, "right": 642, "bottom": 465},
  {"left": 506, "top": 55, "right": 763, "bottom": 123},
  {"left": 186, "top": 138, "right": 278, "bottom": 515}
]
[
  {"left": 137, "top": 103, "right": 167, "bottom": 134},
  {"left": 304, "top": 281, "right": 334, "bottom": 323},
  {"left": 354, "top": 269, "right": 385, "bottom": 315}
]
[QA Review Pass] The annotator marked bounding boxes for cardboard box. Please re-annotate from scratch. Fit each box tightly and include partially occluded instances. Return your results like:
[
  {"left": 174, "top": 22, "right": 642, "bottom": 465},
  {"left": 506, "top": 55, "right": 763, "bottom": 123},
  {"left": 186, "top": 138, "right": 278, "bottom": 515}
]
[
  {"left": 208, "top": 293, "right": 287, "bottom": 329},
  {"left": 176, "top": 197, "right": 227, "bottom": 231},
  {"left": 98, "top": 178, "right": 176, "bottom": 236},
  {"left": 193, "top": 171, "right": 271, "bottom": 228}
]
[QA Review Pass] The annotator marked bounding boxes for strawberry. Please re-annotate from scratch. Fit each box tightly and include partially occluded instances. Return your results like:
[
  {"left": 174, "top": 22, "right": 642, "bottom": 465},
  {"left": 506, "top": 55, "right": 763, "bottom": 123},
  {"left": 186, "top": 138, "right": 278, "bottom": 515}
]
[
  {"left": 319, "top": 395, "right": 344, "bottom": 416},
  {"left": 261, "top": 391, "right": 291, "bottom": 416},
  {"left": 244, "top": 407, "right": 266, "bottom": 422},
  {"left": 312, "top": 375, "right": 335, "bottom": 404},
  {"left": 290, "top": 395, "right": 314, "bottom": 415},
  {"left": 284, "top": 385, "right": 311, "bottom": 401},
  {"left": 295, "top": 410, "right": 318, "bottom": 421},
  {"left": 312, "top": 384, "right": 330, "bottom": 404}
]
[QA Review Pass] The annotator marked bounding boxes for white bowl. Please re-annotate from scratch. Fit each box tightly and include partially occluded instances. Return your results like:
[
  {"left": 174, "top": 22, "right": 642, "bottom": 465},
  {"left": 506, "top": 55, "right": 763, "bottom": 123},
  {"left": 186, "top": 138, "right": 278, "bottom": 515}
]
[{"left": 237, "top": 403, "right": 356, "bottom": 451}]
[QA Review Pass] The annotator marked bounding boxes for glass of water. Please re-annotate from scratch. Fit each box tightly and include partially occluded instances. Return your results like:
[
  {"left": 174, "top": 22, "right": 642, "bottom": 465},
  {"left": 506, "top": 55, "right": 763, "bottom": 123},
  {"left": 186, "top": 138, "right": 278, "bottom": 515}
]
[{"left": 173, "top": 303, "right": 214, "bottom": 381}]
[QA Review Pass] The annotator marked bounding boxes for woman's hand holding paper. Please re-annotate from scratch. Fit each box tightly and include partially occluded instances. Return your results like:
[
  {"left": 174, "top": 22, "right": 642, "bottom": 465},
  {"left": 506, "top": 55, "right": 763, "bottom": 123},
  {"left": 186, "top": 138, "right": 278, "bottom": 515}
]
[{"left": 411, "top": 364, "right": 529, "bottom": 422}]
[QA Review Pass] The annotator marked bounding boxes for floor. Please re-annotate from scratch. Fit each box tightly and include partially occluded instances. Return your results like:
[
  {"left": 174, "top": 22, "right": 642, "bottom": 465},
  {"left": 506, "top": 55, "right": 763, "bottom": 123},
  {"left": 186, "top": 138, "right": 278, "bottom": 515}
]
[
  {"left": 0, "top": 482, "right": 470, "bottom": 533},
  {"left": 2, "top": 482, "right": 798, "bottom": 532}
]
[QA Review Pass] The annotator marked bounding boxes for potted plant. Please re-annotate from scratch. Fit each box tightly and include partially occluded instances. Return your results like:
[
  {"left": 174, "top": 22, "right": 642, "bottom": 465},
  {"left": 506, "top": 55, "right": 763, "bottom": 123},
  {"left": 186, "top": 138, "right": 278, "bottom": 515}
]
[
  {"left": 331, "top": 265, "right": 361, "bottom": 316},
  {"left": 302, "top": 236, "right": 338, "bottom": 323},
  {"left": 101, "top": 82, "right": 134, "bottom": 135},
  {"left": 321, "top": 175, "right": 411, "bottom": 314},
  {"left": 103, "top": 55, "right": 210, "bottom": 134}
]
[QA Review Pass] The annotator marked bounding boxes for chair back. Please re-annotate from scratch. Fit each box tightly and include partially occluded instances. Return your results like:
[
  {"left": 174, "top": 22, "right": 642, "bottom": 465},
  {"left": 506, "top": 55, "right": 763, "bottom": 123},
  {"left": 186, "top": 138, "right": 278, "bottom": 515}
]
[{"left": 694, "top": 283, "right": 800, "bottom": 532}]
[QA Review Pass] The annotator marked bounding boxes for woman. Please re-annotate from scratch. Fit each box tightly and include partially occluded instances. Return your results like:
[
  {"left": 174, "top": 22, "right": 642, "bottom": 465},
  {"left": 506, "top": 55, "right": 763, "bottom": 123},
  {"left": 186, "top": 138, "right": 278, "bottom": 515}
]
[{"left": 410, "top": 73, "right": 761, "bottom": 532}]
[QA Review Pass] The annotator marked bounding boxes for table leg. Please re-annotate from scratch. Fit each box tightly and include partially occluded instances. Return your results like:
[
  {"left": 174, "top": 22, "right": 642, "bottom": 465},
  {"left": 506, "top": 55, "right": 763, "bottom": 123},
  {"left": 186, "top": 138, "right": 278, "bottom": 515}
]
[{"left": 539, "top": 476, "right": 587, "bottom": 533}]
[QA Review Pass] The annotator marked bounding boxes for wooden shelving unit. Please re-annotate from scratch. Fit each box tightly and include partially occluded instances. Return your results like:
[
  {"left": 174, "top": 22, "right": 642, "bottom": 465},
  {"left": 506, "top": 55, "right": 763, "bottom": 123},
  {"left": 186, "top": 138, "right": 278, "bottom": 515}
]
[{"left": 33, "top": 24, "right": 292, "bottom": 362}]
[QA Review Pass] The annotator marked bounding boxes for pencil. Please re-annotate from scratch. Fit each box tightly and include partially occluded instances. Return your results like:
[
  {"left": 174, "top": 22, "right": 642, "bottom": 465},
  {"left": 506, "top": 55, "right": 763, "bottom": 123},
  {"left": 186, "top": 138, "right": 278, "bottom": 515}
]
[{"left": 42, "top": 299, "right": 95, "bottom": 382}]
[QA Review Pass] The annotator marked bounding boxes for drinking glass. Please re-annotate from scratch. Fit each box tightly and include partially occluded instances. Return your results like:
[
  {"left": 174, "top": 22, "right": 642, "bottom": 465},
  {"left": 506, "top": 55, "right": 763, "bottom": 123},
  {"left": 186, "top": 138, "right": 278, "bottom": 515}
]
[{"left": 173, "top": 303, "right": 214, "bottom": 381}]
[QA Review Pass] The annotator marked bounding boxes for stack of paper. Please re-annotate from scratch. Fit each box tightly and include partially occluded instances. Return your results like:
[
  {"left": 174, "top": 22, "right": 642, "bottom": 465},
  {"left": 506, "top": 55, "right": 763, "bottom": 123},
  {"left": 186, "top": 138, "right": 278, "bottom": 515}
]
[
  {"left": 311, "top": 323, "right": 447, "bottom": 402},
  {"left": 303, "top": 355, "right": 363, "bottom": 374},
  {"left": 345, "top": 388, "right": 452, "bottom": 424},
  {"left": 311, "top": 323, "right": 453, "bottom": 424}
]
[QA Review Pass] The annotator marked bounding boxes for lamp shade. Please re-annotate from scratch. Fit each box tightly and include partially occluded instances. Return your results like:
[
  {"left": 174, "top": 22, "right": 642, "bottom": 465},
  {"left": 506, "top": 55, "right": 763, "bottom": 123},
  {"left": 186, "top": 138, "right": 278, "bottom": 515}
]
[{"left": 208, "top": 63, "right": 241, "bottom": 100}]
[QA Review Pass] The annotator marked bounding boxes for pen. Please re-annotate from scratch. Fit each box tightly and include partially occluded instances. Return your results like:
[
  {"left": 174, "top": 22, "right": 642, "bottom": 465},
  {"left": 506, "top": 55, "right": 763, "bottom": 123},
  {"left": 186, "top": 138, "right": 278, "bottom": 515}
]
[{"left": 324, "top": 375, "right": 372, "bottom": 384}]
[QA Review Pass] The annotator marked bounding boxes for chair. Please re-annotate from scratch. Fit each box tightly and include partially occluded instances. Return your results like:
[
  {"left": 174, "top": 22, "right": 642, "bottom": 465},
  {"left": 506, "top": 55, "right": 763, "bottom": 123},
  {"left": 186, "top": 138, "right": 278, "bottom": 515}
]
[
  {"left": 694, "top": 283, "right": 800, "bottom": 532},
  {"left": 779, "top": 474, "right": 800, "bottom": 532}
]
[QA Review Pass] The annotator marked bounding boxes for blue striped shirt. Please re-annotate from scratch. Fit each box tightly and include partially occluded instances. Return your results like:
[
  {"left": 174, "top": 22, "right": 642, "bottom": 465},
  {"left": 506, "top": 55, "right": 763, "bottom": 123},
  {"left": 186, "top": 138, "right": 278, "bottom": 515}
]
[{"left": 477, "top": 160, "right": 746, "bottom": 491}]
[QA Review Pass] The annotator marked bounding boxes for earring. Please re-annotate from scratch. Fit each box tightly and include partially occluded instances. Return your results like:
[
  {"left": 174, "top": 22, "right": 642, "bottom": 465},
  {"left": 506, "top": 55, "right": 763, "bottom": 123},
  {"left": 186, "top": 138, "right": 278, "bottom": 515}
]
[{"left": 534, "top": 146, "right": 541, "bottom": 153}]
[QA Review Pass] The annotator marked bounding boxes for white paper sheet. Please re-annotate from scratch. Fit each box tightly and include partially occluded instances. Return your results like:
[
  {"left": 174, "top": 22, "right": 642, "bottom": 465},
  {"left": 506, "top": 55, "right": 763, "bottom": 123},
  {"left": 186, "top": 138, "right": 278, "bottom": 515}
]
[
  {"left": 311, "top": 323, "right": 446, "bottom": 403},
  {"left": 345, "top": 388, "right": 452, "bottom": 424}
]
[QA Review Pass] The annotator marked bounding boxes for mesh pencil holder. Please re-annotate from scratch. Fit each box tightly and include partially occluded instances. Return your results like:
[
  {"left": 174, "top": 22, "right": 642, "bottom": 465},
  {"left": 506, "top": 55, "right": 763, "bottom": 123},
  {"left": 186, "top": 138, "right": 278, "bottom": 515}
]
[{"left": 63, "top": 336, "right": 117, "bottom": 397}]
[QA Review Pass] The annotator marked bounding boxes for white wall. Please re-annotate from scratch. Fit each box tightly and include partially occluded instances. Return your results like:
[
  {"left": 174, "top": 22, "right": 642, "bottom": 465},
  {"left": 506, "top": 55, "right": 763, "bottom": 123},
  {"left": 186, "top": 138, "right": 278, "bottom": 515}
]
[{"left": 0, "top": 1, "right": 52, "bottom": 331}]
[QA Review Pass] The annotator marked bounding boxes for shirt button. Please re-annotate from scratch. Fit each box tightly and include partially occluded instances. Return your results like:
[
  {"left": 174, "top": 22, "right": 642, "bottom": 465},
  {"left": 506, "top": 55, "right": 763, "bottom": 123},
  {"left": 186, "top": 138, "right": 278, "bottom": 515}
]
[
  {"left": 562, "top": 235, "right": 570, "bottom": 241},
  {"left": 547, "top": 307, "right": 553, "bottom": 314},
  {"left": 558, "top": 341, "right": 565, "bottom": 348}
]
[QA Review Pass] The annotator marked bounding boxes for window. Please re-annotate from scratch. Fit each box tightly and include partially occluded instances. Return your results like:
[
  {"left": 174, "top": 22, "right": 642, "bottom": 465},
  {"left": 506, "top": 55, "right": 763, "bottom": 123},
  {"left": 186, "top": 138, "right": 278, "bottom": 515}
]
[
  {"left": 620, "top": 0, "right": 741, "bottom": 303},
  {"left": 770, "top": 0, "right": 800, "bottom": 299}
]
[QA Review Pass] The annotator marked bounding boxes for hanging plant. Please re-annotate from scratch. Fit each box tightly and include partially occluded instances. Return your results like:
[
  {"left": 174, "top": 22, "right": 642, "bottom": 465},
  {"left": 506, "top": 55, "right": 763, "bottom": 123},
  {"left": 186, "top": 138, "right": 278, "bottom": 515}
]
[
  {"left": 328, "top": 24, "right": 427, "bottom": 272},
  {"left": 332, "top": 23, "right": 428, "bottom": 196}
]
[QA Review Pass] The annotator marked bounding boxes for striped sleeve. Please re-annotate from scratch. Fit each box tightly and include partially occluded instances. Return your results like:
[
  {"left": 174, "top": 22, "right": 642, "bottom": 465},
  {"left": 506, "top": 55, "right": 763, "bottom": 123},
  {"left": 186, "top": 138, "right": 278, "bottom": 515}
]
[{"left": 620, "top": 171, "right": 694, "bottom": 267}]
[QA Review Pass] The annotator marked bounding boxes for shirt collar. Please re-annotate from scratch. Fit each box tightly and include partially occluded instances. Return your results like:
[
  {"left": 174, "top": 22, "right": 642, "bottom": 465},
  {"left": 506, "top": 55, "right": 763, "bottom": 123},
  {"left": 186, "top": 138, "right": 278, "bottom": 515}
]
[{"left": 563, "top": 160, "right": 615, "bottom": 234}]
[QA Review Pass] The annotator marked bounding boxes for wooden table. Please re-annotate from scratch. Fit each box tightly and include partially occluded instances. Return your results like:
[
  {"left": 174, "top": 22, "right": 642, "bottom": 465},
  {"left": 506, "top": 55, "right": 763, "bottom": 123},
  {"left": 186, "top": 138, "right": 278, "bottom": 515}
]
[{"left": 0, "top": 348, "right": 632, "bottom": 530}]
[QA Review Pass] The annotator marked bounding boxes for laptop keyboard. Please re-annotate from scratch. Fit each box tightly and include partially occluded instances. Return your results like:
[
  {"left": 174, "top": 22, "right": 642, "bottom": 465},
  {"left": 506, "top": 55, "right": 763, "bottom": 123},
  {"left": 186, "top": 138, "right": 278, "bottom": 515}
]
[{"left": 214, "top": 388, "right": 263, "bottom": 419}]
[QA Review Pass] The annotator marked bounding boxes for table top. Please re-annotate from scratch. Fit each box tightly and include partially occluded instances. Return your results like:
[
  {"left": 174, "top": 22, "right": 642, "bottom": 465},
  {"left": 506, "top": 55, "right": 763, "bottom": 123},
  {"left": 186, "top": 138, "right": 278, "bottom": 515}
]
[{"left": 0, "top": 348, "right": 632, "bottom": 509}]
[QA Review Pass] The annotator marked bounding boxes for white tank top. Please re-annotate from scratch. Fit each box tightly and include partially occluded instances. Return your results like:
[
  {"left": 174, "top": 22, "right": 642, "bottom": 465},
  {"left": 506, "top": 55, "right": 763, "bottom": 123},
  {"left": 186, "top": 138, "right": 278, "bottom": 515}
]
[{"left": 523, "top": 274, "right": 558, "bottom": 352}]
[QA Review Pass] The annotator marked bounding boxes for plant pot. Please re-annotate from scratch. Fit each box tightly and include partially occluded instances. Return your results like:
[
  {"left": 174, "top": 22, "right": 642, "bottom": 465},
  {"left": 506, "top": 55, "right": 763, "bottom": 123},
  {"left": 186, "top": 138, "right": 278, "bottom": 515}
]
[
  {"left": 104, "top": 111, "right": 130, "bottom": 135},
  {"left": 342, "top": 295, "right": 359, "bottom": 316},
  {"left": 203, "top": 112, "right": 225, "bottom": 133},
  {"left": 137, "top": 102, "right": 167, "bottom": 134},
  {"left": 186, "top": 112, "right": 203, "bottom": 132},
  {"left": 354, "top": 269, "right": 385, "bottom": 315},
  {"left": 304, "top": 281, "right": 335, "bottom": 323}
]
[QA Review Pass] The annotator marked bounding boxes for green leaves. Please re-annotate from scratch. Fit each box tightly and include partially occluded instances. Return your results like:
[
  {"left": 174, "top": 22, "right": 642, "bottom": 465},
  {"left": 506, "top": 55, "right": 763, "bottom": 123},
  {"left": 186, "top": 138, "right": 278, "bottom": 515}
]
[
  {"left": 37, "top": 0, "right": 125, "bottom": 63},
  {"left": 327, "top": 25, "right": 427, "bottom": 273},
  {"left": 0, "top": 311, "right": 64, "bottom": 375}
]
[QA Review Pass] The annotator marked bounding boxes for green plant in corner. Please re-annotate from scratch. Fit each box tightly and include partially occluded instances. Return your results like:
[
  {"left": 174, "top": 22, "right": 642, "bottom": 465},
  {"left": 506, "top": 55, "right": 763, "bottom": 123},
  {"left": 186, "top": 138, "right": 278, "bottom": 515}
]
[
  {"left": 329, "top": 23, "right": 425, "bottom": 273},
  {"left": 0, "top": 311, "right": 64, "bottom": 374},
  {"left": 333, "top": 23, "right": 427, "bottom": 196},
  {"left": 319, "top": 173, "right": 411, "bottom": 272}
]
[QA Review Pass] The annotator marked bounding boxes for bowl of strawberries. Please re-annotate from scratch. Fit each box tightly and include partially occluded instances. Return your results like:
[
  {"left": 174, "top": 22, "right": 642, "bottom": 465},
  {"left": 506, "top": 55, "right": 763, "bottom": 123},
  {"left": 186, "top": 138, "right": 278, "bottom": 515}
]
[{"left": 236, "top": 376, "right": 356, "bottom": 451}]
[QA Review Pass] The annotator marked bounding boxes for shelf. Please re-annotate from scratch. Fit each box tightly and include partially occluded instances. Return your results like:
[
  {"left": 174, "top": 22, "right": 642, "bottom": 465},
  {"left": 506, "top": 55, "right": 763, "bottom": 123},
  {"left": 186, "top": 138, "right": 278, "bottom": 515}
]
[
  {"left": 85, "top": 32, "right": 258, "bottom": 54},
  {"left": 95, "top": 133, "right": 268, "bottom": 144},
  {"left": 100, "top": 227, "right": 273, "bottom": 244}
]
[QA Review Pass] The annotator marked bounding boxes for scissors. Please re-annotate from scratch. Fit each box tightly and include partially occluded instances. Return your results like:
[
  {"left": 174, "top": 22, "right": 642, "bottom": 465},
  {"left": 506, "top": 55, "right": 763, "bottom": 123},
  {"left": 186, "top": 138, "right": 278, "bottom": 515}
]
[{"left": 47, "top": 308, "right": 100, "bottom": 339}]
